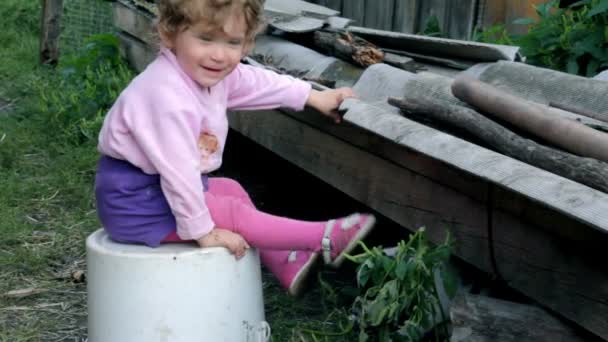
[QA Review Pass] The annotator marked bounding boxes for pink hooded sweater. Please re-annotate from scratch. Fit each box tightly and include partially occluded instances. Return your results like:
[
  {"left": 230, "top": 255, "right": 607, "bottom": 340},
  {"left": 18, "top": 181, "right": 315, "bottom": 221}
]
[{"left": 97, "top": 47, "right": 312, "bottom": 241}]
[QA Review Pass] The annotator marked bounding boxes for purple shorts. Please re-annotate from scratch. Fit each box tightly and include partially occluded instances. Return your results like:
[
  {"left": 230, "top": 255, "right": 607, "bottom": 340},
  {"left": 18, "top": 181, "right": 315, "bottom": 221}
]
[{"left": 95, "top": 155, "right": 208, "bottom": 247}]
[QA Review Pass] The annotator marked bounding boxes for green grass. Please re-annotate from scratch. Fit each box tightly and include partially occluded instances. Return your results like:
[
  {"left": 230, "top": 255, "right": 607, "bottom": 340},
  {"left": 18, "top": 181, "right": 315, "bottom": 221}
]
[
  {"left": 0, "top": 1, "right": 358, "bottom": 340},
  {"left": 0, "top": 3, "right": 96, "bottom": 339}
]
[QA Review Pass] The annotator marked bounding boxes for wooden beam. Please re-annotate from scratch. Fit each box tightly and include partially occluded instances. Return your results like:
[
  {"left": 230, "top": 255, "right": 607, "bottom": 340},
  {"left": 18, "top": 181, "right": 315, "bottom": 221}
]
[
  {"left": 491, "top": 200, "right": 608, "bottom": 340},
  {"left": 339, "top": 98, "right": 608, "bottom": 236},
  {"left": 229, "top": 108, "right": 608, "bottom": 339},
  {"left": 113, "top": 0, "right": 157, "bottom": 46},
  {"left": 229, "top": 109, "right": 494, "bottom": 273},
  {"left": 40, "top": 0, "right": 63, "bottom": 65},
  {"left": 278, "top": 108, "right": 489, "bottom": 204},
  {"left": 450, "top": 293, "right": 586, "bottom": 341}
]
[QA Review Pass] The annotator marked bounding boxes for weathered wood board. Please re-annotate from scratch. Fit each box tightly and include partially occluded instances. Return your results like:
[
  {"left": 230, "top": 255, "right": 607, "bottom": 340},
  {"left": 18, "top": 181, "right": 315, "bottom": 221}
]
[
  {"left": 446, "top": 0, "right": 477, "bottom": 40},
  {"left": 229, "top": 109, "right": 494, "bottom": 273},
  {"left": 492, "top": 208, "right": 608, "bottom": 339},
  {"left": 393, "top": 0, "right": 420, "bottom": 34},
  {"left": 341, "top": 0, "right": 365, "bottom": 26},
  {"left": 450, "top": 293, "right": 587, "bottom": 341},
  {"left": 229, "top": 108, "right": 608, "bottom": 340},
  {"left": 363, "top": 0, "right": 395, "bottom": 31},
  {"left": 113, "top": 0, "right": 157, "bottom": 46},
  {"left": 418, "top": 0, "right": 449, "bottom": 34}
]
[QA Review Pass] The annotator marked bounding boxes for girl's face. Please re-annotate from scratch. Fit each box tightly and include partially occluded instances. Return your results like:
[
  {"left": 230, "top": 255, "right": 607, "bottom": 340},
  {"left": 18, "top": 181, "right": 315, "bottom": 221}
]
[{"left": 162, "top": 11, "right": 249, "bottom": 88}]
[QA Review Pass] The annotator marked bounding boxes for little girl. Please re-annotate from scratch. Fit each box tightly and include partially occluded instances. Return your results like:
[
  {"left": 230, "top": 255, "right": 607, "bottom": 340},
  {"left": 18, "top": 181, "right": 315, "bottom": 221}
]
[{"left": 95, "top": 0, "right": 376, "bottom": 296}]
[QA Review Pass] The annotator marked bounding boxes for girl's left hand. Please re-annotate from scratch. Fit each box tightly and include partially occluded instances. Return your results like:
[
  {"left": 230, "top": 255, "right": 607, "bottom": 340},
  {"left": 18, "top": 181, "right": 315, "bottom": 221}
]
[{"left": 306, "top": 88, "right": 356, "bottom": 123}]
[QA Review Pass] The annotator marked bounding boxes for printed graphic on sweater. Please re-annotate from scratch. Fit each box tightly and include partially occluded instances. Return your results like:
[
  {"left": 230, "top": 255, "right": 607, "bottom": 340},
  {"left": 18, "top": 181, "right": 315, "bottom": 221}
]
[{"left": 198, "top": 132, "right": 219, "bottom": 170}]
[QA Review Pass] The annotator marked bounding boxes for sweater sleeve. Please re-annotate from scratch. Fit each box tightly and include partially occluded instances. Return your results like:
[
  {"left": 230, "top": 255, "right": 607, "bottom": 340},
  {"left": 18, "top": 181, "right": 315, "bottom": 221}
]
[
  {"left": 226, "top": 63, "right": 312, "bottom": 111},
  {"left": 123, "top": 96, "right": 215, "bottom": 241}
]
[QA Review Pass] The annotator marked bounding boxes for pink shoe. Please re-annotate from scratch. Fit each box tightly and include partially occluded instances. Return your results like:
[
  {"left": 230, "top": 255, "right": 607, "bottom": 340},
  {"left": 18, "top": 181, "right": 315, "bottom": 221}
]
[
  {"left": 278, "top": 251, "right": 320, "bottom": 296},
  {"left": 322, "top": 213, "right": 376, "bottom": 268}
]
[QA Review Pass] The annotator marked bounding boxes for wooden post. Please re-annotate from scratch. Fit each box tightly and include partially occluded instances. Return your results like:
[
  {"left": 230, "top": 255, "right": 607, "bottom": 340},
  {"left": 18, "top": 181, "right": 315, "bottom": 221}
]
[{"left": 40, "top": 0, "right": 63, "bottom": 66}]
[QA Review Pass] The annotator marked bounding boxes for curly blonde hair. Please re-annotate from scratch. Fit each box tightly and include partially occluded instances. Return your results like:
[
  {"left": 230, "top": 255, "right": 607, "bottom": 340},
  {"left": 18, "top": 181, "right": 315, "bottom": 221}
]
[{"left": 157, "top": 0, "right": 266, "bottom": 42}]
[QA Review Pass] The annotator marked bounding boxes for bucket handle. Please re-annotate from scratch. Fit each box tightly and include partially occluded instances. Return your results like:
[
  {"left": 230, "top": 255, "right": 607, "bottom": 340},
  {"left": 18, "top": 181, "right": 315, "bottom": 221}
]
[{"left": 245, "top": 320, "right": 271, "bottom": 342}]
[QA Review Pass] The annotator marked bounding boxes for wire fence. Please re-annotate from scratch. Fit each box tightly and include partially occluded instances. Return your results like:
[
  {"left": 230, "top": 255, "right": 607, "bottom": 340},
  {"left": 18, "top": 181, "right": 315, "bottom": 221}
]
[{"left": 61, "top": 0, "right": 115, "bottom": 52}]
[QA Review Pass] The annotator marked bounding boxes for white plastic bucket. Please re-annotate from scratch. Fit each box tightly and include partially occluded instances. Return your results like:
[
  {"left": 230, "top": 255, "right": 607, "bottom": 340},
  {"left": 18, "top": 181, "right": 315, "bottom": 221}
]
[{"left": 86, "top": 229, "right": 269, "bottom": 342}]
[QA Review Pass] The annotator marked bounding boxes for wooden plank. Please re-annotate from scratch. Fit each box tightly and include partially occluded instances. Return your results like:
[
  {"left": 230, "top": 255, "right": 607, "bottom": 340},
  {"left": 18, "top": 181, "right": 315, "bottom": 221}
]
[
  {"left": 229, "top": 109, "right": 494, "bottom": 273},
  {"left": 364, "top": 0, "right": 395, "bottom": 31},
  {"left": 450, "top": 293, "right": 587, "bottom": 341},
  {"left": 491, "top": 197, "right": 608, "bottom": 340},
  {"left": 40, "top": 0, "right": 63, "bottom": 65},
  {"left": 393, "top": 0, "right": 419, "bottom": 33},
  {"left": 481, "top": 0, "right": 507, "bottom": 27},
  {"left": 341, "top": 0, "right": 365, "bottom": 25},
  {"left": 230, "top": 108, "right": 608, "bottom": 339},
  {"left": 282, "top": 105, "right": 605, "bottom": 241},
  {"left": 446, "top": 0, "right": 477, "bottom": 40},
  {"left": 113, "top": 0, "right": 157, "bottom": 46},
  {"left": 340, "top": 98, "right": 608, "bottom": 235},
  {"left": 280, "top": 109, "right": 488, "bottom": 203},
  {"left": 231, "top": 108, "right": 608, "bottom": 339},
  {"left": 383, "top": 53, "right": 416, "bottom": 71},
  {"left": 280, "top": 100, "right": 599, "bottom": 240}
]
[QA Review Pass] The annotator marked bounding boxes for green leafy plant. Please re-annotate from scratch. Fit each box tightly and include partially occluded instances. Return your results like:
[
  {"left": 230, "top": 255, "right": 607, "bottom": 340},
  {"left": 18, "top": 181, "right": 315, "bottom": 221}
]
[
  {"left": 419, "top": 15, "right": 446, "bottom": 38},
  {"left": 36, "top": 33, "right": 134, "bottom": 146},
  {"left": 345, "top": 228, "right": 454, "bottom": 342},
  {"left": 472, "top": 23, "right": 515, "bottom": 45},
  {"left": 514, "top": 0, "right": 608, "bottom": 76}
]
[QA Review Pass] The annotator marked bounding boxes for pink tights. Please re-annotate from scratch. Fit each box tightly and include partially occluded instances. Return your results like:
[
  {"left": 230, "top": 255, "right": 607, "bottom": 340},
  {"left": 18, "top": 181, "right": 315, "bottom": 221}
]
[{"left": 162, "top": 177, "right": 324, "bottom": 274}]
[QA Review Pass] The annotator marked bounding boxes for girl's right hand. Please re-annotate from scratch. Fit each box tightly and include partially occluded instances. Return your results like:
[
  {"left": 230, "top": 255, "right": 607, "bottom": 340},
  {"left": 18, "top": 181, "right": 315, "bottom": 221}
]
[{"left": 196, "top": 228, "right": 250, "bottom": 259}]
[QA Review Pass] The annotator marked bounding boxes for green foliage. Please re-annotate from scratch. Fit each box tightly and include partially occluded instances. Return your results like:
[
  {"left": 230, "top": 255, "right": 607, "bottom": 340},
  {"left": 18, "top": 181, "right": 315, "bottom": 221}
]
[
  {"left": 514, "top": 0, "right": 608, "bottom": 76},
  {"left": 35, "top": 34, "right": 134, "bottom": 146},
  {"left": 0, "top": 0, "right": 40, "bottom": 37},
  {"left": 472, "top": 23, "right": 515, "bottom": 45},
  {"left": 419, "top": 15, "right": 446, "bottom": 38},
  {"left": 345, "top": 228, "right": 454, "bottom": 342}
]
